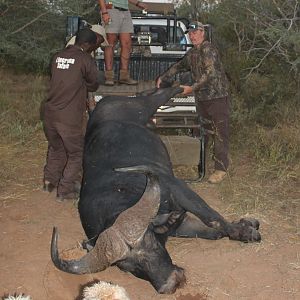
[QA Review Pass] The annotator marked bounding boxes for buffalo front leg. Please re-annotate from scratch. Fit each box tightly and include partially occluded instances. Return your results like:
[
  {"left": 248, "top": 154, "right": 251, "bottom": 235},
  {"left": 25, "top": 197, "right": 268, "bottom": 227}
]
[{"left": 168, "top": 178, "right": 261, "bottom": 242}]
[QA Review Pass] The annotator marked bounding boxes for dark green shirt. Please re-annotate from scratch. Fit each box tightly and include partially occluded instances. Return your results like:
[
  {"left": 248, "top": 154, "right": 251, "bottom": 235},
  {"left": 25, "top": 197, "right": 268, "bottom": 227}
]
[{"left": 160, "top": 40, "right": 229, "bottom": 101}]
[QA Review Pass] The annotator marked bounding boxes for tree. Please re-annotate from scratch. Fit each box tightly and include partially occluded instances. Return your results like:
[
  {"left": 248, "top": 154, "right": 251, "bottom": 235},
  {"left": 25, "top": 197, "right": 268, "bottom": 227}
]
[
  {"left": 0, "top": 0, "right": 101, "bottom": 73},
  {"left": 176, "top": 0, "right": 299, "bottom": 124},
  {"left": 176, "top": 0, "right": 218, "bottom": 21}
]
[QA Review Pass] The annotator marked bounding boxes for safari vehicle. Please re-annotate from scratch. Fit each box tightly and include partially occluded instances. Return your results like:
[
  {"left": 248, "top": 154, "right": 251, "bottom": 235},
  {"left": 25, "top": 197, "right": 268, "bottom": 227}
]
[
  {"left": 97, "top": 2, "right": 199, "bottom": 125},
  {"left": 66, "top": 2, "right": 212, "bottom": 180},
  {"left": 66, "top": 2, "right": 210, "bottom": 125}
]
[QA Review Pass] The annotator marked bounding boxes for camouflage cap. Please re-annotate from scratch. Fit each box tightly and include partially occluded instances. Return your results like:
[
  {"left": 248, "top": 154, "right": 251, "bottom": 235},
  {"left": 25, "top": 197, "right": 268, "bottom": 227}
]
[{"left": 185, "top": 21, "right": 205, "bottom": 34}]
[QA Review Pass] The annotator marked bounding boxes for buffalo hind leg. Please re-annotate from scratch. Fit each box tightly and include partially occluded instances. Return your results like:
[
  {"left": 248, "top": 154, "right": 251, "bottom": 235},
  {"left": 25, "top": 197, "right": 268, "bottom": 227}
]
[
  {"left": 166, "top": 178, "right": 261, "bottom": 242},
  {"left": 170, "top": 213, "right": 225, "bottom": 240}
]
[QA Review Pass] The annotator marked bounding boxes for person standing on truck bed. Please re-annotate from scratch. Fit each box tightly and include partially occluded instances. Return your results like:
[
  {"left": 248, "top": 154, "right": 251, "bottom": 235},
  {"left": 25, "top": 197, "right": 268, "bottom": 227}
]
[
  {"left": 157, "top": 21, "right": 230, "bottom": 184},
  {"left": 43, "top": 28, "right": 101, "bottom": 201},
  {"left": 98, "top": 0, "right": 147, "bottom": 86}
]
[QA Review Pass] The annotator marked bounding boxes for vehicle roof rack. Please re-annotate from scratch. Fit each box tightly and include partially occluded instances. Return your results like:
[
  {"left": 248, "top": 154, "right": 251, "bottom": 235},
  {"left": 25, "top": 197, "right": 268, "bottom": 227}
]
[{"left": 129, "top": 2, "right": 175, "bottom": 16}]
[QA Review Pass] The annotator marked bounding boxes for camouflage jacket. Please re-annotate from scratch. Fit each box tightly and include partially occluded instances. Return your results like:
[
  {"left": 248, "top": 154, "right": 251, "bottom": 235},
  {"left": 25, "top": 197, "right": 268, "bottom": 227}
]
[{"left": 160, "top": 40, "right": 229, "bottom": 101}]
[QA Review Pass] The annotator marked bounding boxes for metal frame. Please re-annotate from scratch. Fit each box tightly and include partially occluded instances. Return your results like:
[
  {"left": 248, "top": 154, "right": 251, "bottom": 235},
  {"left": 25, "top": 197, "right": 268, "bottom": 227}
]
[{"left": 154, "top": 108, "right": 213, "bottom": 182}]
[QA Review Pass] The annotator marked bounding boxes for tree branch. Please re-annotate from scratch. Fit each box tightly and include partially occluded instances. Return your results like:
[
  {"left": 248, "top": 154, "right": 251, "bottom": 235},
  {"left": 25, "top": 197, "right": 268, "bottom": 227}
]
[{"left": 8, "top": 11, "right": 48, "bottom": 35}]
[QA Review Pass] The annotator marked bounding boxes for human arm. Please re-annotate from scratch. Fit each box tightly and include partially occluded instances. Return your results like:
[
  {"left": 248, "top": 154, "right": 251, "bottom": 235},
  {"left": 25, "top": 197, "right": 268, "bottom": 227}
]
[
  {"left": 85, "top": 58, "right": 101, "bottom": 92},
  {"left": 98, "top": 0, "right": 110, "bottom": 25},
  {"left": 156, "top": 53, "right": 191, "bottom": 88},
  {"left": 129, "top": 0, "right": 148, "bottom": 10}
]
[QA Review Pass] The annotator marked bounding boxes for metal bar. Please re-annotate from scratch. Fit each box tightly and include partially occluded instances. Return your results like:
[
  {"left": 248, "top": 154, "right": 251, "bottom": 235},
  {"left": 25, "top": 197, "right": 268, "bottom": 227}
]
[
  {"left": 159, "top": 103, "right": 195, "bottom": 107},
  {"left": 167, "top": 17, "right": 170, "bottom": 44},
  {"left": 184, "top": 139, "right": 206, "bottom": 184},
  {"left": 131, "top": 42, "right": 194, "bottom": 47},
  {"left": 184, "top": 130, "right": 208, "bottom": 183},
  {"left": 155, "top": 124, "right": 202, "bottom": 128},
  {"left": 154, "top": 113, "right": 197, "bottom": 117},
  {"left": 173, "top": 10, "right": 177, "bottom": 44}
]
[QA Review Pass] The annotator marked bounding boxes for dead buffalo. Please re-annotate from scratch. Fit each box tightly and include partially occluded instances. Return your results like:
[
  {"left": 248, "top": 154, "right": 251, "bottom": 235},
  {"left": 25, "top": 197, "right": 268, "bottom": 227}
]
[{"left": 51, "top": 87, "right": 261, "bottom": 294}]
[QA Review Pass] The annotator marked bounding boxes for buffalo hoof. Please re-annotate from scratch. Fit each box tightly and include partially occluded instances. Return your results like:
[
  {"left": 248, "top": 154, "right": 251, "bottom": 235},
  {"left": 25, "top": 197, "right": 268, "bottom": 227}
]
[
  {"left": 230, "top": 218, "right": 261, "bottom": 242},
  {"left": 234, "top": 217, "right": 260, "bottom": 230}
]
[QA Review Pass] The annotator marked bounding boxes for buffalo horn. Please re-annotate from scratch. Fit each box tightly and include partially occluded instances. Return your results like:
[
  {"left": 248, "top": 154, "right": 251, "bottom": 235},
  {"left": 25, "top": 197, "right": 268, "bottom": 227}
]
[{"left": 51, "top": 166, "right": 160, "bottom": 274}]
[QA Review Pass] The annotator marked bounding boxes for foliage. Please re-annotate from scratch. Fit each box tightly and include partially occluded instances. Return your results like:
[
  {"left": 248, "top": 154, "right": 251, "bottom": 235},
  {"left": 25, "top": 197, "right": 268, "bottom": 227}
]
[
  {"left": 176, "top": 0, "right": 217, "bottom": 21},
  {"left": 0, "top": 0, "right": 100, "bottom": 73},
  {"left": 177, "top": 0, "right": 300, "bottom": 123},
  {"left": 0, "top": 68, "right": 47, "bottom": 143}
]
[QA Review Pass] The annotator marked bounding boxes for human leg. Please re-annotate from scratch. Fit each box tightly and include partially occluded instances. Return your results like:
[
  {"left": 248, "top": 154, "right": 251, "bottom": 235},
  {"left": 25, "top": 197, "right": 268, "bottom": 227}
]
[
  {"left": 205, "top": 97, "right": 229, "bottom": 183},
  {"left": 118, "top": 11, "right": 136, "bottom": 84},
  {"left": 43, "top": 122, "right": 67, "bottom": 190},
  {"left": 119, "top": 33, "right": 137, "bottom": 85},
  {"left": 104, "top": 33, "right": 118, "bottom": 85},
  {"left": 56, "top": 124, "right": 84, "bottom": 197},
  {"left": 209, "top": 97, "right": 230, "bottom": 172},
  {"left": 119, "top": 32, "right": 132, "bottom": 70},
  {"left": 196, "top": 98, "right": 229, "bottom": 183}
]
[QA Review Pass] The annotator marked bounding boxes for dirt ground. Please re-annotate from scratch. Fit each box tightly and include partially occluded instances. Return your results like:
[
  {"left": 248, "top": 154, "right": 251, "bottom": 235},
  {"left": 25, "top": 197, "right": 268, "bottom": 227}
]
[{"left": 0, "top": 139, "right": 299, "bottom": 300}]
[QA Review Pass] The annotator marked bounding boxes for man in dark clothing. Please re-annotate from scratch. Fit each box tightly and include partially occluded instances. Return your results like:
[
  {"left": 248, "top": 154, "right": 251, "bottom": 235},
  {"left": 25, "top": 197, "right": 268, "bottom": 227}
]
[
  {"left": 43, "top": 28, "right": 102, "bottom": 201},
  {"left": 157, "top": 21, "right": 230, "bottom": 184}
]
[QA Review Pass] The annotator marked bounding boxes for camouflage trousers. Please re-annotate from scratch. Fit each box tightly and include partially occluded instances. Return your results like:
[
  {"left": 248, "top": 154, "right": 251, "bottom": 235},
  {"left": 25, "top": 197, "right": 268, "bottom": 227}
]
[{"left": 196, "top": 96, "right": 230, "bottom": 172}]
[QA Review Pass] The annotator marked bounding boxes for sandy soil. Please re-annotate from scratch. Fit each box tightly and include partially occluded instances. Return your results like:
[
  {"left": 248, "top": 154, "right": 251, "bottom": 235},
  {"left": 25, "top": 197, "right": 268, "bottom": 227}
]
[{"left": 0, "top": 143, "right": 299, "bottom": 300}]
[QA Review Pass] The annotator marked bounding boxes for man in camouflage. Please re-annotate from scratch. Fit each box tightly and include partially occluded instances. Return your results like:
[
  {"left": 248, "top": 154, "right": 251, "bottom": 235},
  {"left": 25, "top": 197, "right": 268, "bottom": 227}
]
[{"left": 157, "top": 21, "right": 230, "bottom": 183}]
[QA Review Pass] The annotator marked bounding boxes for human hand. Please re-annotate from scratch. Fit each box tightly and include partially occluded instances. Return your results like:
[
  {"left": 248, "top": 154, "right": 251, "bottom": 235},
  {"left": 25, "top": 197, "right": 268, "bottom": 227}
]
[
  {"left": 180, "top": 85, "right": 193, "bottom": 95},
  {"left": 156, "top": 77, "right": 162, "bottom": 88},
  {"left": 138, "top": 1, "right": 148, "bottom": 10},
  {"left": 101, "top": 12, "right": 111, "bottom": 25}
]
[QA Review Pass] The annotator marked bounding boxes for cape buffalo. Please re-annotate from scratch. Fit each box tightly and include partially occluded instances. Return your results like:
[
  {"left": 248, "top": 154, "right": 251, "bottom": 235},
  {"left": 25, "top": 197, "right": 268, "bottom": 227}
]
[{"left": 51, "top": 87, "right": 261, "bottom": 294}]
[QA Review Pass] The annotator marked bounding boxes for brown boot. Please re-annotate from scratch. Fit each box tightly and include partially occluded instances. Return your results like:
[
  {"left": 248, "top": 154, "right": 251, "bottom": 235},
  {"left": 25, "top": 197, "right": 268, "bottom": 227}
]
[
  {"left": 104, "top": 70, "right": 114, "bottom": 86},
  {"left": 119, "top": 69, "right": 138, "bottom": 85},
  {"left": 208, "top": 170, "right": 227, "bottom": 184}
]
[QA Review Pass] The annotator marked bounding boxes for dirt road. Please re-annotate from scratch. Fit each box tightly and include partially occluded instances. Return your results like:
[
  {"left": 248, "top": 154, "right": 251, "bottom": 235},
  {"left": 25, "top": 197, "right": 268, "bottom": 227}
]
[{"left": 0, "top": 141, "right": 299, "bottom": 299}]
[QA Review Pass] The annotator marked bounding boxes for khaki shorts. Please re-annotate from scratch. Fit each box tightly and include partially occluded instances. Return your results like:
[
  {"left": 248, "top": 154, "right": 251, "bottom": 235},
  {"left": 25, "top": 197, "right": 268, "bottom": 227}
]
[{"left": 105, "top": 8, "right": 134, "bottom": 34}]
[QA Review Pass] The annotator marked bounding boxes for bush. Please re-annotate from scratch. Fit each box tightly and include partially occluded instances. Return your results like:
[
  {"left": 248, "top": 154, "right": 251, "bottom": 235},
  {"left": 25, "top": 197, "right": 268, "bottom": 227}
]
[
  {"left": 251, "top": 125, "right": 300, "bottom": 178},
  {"left": 0, "top": 69, "right": 47, "bottom": 143}
]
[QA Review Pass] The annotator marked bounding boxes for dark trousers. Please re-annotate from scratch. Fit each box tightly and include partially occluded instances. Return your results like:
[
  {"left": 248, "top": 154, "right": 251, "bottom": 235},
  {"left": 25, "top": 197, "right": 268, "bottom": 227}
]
[
  {"left": 43, "top": 120, "right": 84, "bottom": 195},
  {"left": 196, "top": 97, "right": 230, "bottom": 171}
]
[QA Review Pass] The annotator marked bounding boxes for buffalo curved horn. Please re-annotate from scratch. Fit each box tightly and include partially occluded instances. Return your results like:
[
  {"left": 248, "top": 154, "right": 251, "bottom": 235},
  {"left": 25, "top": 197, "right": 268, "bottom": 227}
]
[
  {"left": 114, "top": 165, "right": 161, "bottom": 246},
  {"left": 51, "top": 226, "right": 111, "bottom": 274},
  {"left": 51, "top": 166, "right": 160, "bottom": 274}
]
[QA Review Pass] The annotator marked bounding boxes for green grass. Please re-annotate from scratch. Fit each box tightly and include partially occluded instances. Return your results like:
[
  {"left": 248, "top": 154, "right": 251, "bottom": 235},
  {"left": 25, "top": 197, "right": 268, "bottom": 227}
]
[{"left": 0, "top": 69, "right": 47, "bottom": 143}]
